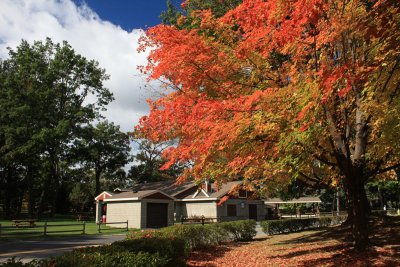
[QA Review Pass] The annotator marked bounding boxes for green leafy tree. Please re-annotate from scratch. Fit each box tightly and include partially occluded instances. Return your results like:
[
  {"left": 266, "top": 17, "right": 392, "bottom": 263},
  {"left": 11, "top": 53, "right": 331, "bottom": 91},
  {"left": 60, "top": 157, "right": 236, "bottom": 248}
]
[
  {"left": 160, "top": 0, "right": 243, "bottom": 29},
  {"left": 160, "top": 0, "right": 182, "bottom": 26},
  {"left": 128, "top": 138, "right": 183, "bottom": 184},
  {"left": 0, "top": 38, "right": 113, "bottom": 217},
  {"left": 73, "top": 121, "right": 131, "bottom": 196}
]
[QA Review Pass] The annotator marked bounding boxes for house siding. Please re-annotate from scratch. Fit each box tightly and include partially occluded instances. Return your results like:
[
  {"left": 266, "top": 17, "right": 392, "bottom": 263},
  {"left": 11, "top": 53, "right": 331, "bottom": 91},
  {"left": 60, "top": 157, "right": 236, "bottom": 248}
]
[
  {"left": 140, "top": 199, "right": 174, "bottom": 228},
  {"left": 106, "top": 201, "right": 141, "bottom": 228},
  {"left": 218, "top": 199, "right": 265, "bottom": 221},
  {"left": 174, "top": 202, "right": 183, "bottom": 221},
  {"left": 182, "top": 201, "right": 217, "bottom": 218}
]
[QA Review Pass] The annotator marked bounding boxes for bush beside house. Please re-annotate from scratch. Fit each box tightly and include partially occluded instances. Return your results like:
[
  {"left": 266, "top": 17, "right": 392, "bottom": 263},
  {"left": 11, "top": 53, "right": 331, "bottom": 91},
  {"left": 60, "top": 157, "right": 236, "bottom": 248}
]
[
  {"left": 127, "top": 219, "right": 257, "bottom": 251},
  {"left": 260, "top": 216, "right": 347, "bottom": 235},
  {"left": 1, "top": 220, "right": 257, "bottom": 267}
]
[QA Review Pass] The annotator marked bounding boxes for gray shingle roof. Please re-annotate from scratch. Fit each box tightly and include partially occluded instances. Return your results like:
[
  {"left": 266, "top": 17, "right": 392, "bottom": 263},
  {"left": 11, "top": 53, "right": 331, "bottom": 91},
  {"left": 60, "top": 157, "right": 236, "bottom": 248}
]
[
  {"left": 100, "top": 180, "right": 244, "bottom": 202},
  {"left": 105, "top": 190, "right": 163, "bottom": 200},
  {"left": 181, "top": 181, "right": 243, "bottom": 200},
  {"left": 132, "top": 180, "right": 196, "bottom": 197}
]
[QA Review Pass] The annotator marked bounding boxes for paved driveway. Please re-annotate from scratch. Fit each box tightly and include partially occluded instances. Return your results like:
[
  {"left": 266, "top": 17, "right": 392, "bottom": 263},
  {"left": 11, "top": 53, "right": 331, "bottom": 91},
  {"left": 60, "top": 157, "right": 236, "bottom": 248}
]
[{"left": 0, "top": 234, "right": 126, "bottom": 263}]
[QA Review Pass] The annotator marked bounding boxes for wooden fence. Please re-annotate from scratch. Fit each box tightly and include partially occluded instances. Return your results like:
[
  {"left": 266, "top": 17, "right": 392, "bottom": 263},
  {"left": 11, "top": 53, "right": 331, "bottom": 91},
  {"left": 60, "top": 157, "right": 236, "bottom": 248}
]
[
  {"left": 97, "top": 221, "right": 128, "bottom": 233},
  {"left": 44, "top": 222, "right": 86, "bottom": 235},
  {"left": 0, "top": 222, "right": 87, "bottom": 236}
]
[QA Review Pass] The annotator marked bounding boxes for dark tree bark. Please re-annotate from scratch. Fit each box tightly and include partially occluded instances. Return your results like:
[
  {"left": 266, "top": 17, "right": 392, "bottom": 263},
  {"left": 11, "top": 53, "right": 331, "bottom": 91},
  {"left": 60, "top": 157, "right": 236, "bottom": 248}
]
[
  {"left": 347, "top": 177, "right": 370, "bottom": 250},
  {"left": 49, "top": 156, "right": 60, "bottom": 216},
  {"left": 36, "top": 174, "right": 50, "bottom": 219},
  {"left": 26, "top": 164, "right": 35, "bottom": 219},
  {"left": 95, "top": 165, "right": 102, "bottom": 197}
]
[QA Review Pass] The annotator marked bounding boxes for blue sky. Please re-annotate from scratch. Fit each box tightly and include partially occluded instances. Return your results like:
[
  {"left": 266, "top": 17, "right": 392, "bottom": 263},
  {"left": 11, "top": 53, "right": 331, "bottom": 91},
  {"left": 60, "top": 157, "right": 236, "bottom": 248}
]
[
  {"left": 0, "top": 0, "right": 183, "bottom": 133},
  {"left": 0, "top": 0, "right": 187, "bottom": 167},
  {"left": 73, "top": 0, "right": 182, "bottom": 31}
]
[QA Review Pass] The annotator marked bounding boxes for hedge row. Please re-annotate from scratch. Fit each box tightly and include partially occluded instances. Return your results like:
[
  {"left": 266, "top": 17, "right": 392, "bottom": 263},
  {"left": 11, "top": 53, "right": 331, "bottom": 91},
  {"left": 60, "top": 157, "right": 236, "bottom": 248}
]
[
  {"left": 127, "top": 219, "right": 257, "bottom": 251},
  {"left": 1, "top": 237, "right": 186, "bottom": 267},
  {"left": 1, "top": 220, "right": 257, "bottom": 267},
  {"left": 260, "top": 216, "right": 347, "bottom": 235}
]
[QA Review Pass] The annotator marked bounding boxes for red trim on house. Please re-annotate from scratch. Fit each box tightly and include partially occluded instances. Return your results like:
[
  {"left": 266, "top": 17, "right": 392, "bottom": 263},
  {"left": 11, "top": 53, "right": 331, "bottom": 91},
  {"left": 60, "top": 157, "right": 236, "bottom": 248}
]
[{"left": 95, "top": 192, "right": 112, "bottom": 201}]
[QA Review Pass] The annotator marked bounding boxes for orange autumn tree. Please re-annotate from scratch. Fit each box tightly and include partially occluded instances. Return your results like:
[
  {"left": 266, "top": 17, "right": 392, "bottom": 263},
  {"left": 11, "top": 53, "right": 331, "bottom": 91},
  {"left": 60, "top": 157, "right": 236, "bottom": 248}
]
[{"left": 137, "top": 0, "right": 400, "bottom": 250}]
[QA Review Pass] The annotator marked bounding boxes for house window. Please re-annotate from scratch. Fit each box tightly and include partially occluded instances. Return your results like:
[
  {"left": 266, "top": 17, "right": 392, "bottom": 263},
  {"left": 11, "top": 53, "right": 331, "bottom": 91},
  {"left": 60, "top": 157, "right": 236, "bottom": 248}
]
[
  {"left": 227, "top": 204, "right": 237, "bottom": 217},
  {"left": 238, "top": 189, "right": 247, "bottom": 198}
]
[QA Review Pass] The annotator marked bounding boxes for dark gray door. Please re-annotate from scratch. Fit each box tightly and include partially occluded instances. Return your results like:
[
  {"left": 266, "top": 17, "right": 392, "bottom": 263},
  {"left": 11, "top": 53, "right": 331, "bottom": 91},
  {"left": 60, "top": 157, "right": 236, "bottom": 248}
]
[
  {"left": 249, "top": 204, "right": 258, "bottom": 220},
  {"left": 146, "top": 203, "right": 168, "bottom": 228}
]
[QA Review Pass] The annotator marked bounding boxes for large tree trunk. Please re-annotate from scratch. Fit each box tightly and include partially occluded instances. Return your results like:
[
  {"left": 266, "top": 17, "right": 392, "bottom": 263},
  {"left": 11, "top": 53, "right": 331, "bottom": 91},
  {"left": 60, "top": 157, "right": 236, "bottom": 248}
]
[
  {"left": 49, "top": 157, "right": 60, "bottom": 216},
  {"left": 4, "top": 166, "right": 18, "bottom": 218},
  {"left": 26, "top": 164, "right": 35, "bottom": 219},
  {"left": 348, "top": 178, "right": 370, "bottom": 250},
  {"left": 343, "top": 191, "right": 354, "bottom": 226},
  {"left": 37, "top": 174, "right": 50, "bottom": 219},
  {"left": 344, "top": 181, "right": 371, "bottom": 226}
]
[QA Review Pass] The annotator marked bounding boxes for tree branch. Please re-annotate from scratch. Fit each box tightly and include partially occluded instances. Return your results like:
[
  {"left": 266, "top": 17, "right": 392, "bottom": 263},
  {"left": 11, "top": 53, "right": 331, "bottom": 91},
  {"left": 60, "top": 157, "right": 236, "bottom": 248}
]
[{"left": 374, "top": 163, "right": 400, "bottom": 176}]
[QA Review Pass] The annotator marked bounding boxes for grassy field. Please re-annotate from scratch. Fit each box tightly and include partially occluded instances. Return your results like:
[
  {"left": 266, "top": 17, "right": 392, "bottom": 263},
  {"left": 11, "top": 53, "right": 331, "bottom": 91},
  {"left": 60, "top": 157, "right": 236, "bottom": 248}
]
[
  {"left": 188, "top": 216, "right": 400, "bottom": 267},
  {"left": 0, "top": 219, "right": 130, "bottom": 241}
]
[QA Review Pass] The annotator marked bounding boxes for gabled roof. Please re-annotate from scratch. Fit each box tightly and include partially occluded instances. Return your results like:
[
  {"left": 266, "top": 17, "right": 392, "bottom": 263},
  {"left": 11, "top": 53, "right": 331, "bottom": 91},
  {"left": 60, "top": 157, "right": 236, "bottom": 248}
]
[
  {"left": 94, "top": 191, "right": 114, "bottom": 201},
  {"left": 103, "top": 190, "right": 175, "bottom": 202},
  {"left": 132, "top": 180, "right": 197, "bottom": 197},
  {"left": 179, "top": 181, "right": 243, "bottom": 201},
  {"left": 96, "top": 180, "right": 245, "bottom": 202}
]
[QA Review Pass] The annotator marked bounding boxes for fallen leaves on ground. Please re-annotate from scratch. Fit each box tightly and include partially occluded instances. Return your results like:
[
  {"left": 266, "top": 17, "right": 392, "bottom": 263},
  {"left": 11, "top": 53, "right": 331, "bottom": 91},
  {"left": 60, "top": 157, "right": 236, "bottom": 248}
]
[{"left": 187, "top": 217, "right": 400, "bottom": 267}]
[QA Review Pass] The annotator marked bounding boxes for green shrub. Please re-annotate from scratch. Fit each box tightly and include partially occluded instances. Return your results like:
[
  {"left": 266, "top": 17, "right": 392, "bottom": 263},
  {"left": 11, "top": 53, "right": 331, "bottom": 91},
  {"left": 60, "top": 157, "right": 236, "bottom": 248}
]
[
  {"left": 126, "top": 219, "right": 257, "bottom": 251},
  {"left": 317, "top": 216, "right": 332, "bottom": 227},
  {"left": 47, "top": 251, "right": 170, "bottom": 267},
  {"left": 218, "top": 220, "right": 257, "bottom": 241},
  {"left": 2, "top": 220, "right": 257, "bottom": 267},
  {"left": 67, "top": 237, "right": 186, "bottom": 267},
  {"left": 0, "top": 257, "right": 44, "bottom": 267},
  {"left": 260, "top": 216, "right": 347, "bottom": 235},
  {"left": 0, "top": 238, "right": 186, "bottom": 267},
  {"left": 160, "top": 223, "right": 228, "bottom": 250},
  {"left": 113, "top": 237, "right": 186, "bottom": 263}
]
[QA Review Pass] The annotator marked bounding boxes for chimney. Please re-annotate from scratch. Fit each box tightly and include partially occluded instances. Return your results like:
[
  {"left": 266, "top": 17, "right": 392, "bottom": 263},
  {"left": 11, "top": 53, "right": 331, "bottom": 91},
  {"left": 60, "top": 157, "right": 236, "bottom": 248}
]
[{"left": 204, "top": 180, "right": 212, "bottom": 193}]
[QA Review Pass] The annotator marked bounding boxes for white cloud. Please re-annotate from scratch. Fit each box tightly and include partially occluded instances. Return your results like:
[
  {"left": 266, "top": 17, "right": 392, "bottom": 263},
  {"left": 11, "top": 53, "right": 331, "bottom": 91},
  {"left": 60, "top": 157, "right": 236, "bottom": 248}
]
[{"left": 0, "top": 0, "right": 153, "bottom": 132}]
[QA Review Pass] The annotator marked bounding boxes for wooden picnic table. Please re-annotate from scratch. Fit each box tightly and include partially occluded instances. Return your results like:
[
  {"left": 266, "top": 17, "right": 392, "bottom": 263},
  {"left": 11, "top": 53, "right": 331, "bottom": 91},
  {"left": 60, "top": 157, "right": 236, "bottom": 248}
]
[
  {"left": 76, "top": 213, "right": 92, "bottom": 221},
  {"left": 12, "top": 219, "right": 37, "bottom": 228}
]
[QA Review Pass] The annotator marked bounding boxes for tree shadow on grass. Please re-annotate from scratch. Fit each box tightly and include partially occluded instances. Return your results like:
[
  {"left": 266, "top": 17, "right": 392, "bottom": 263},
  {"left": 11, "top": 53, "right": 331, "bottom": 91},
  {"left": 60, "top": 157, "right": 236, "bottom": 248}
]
[
  {"left": 186, "top": 217, "right": 400, "bottom": 267},
  {"left": 276, "top": 226, "right": 353, "bottom": 245},
  {"left": 294, "top": 243, "right": 400, "bottom": 267},
  {"left": 273, "top": 217, "right": 400, "bottom": 267},
  {"left": 278, "top": 216, "right": 400, "bottom": 247}
]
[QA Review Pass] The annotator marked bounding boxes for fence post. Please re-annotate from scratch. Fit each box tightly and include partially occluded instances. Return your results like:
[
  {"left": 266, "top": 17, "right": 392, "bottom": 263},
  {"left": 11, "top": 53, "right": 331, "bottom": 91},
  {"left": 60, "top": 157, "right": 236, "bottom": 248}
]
[
  {"left": 126, "top": 220, "right": 128, "bottom": 231},
  {"left": 98, "top": 222, "right": 101, "bottom": 233},
  {"left": 181, "top": 215, "right": 184, "bottom": 225},
  {"left": 44, "top": 222, "right": 47, "bottom": 236},
  {"left": 82, "top": 221, "right": 86, "bottom": 235},
  {"left": 201, "top": 216, "right": 205, "bottom": 225}
]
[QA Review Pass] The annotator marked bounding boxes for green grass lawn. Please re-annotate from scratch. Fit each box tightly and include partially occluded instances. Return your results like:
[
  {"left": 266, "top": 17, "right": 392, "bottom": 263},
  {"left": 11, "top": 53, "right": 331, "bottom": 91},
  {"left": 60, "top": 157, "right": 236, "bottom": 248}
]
[{"left": 0, "top": 219, "right": 131, "bottom": 241}]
